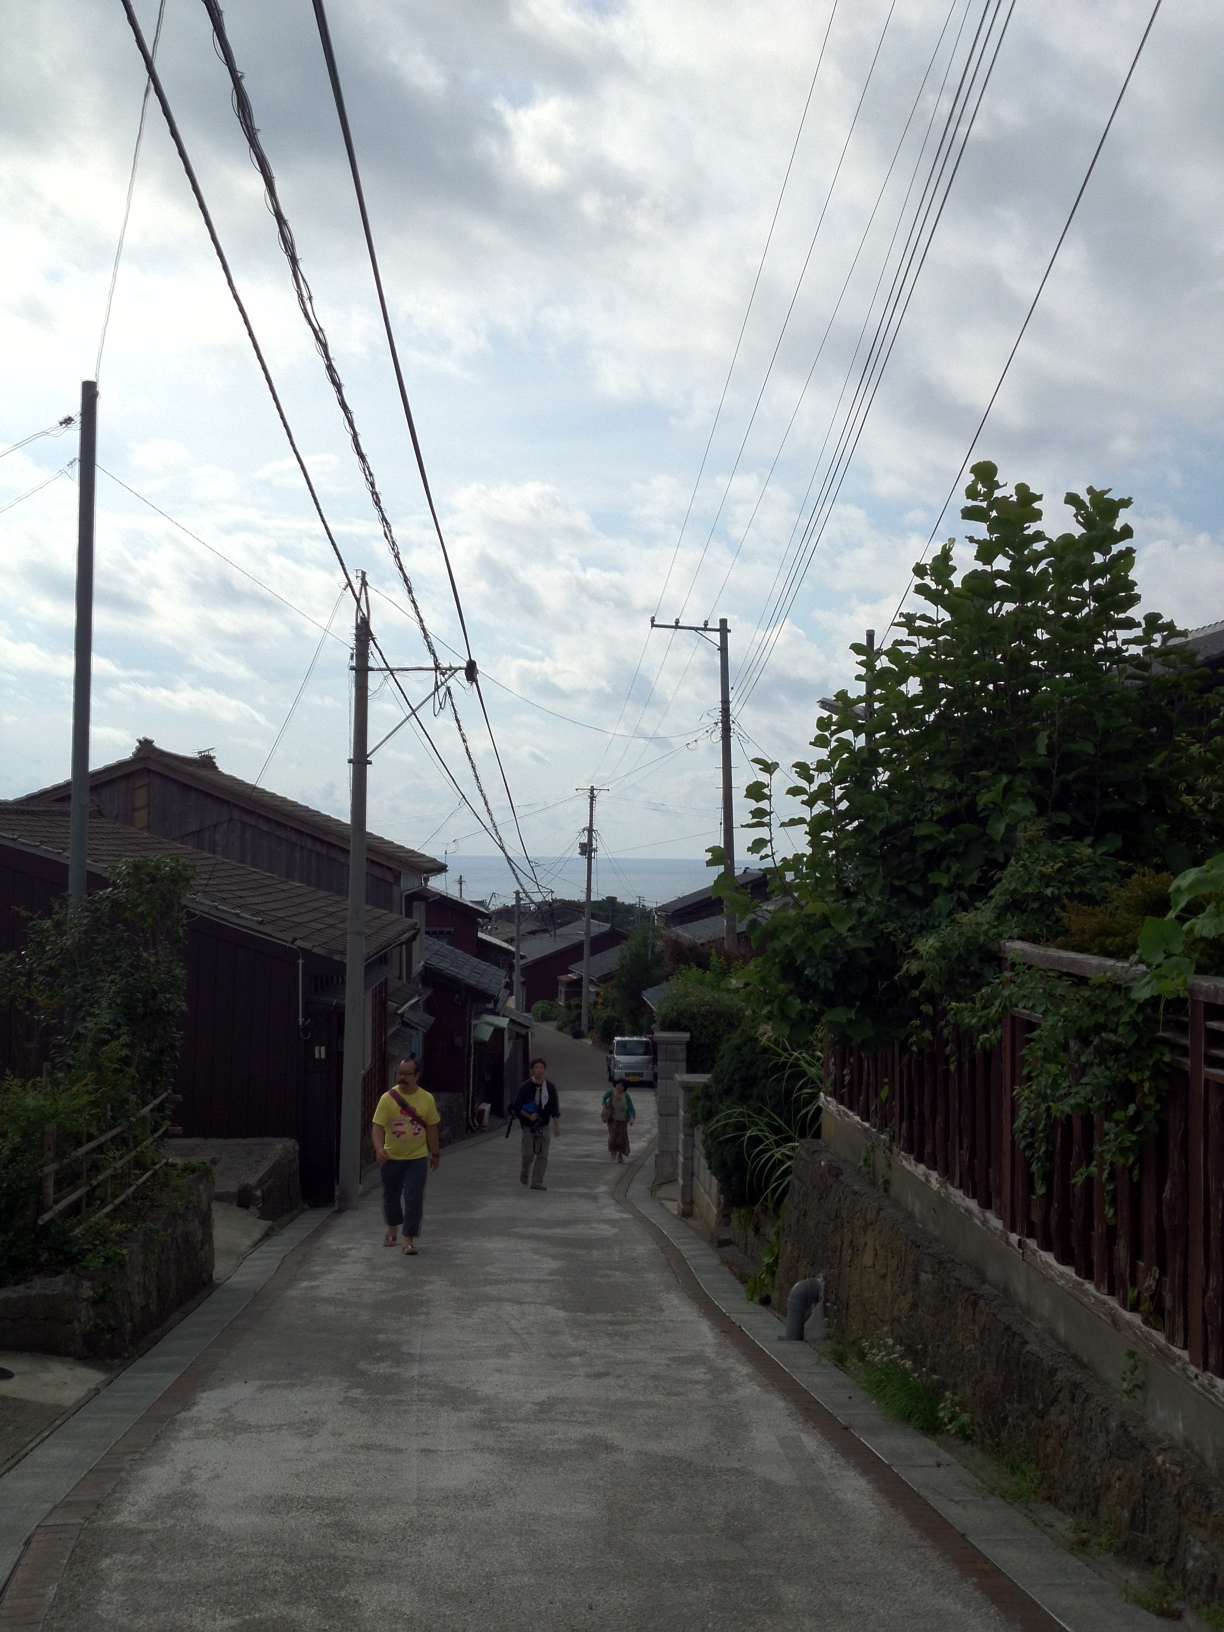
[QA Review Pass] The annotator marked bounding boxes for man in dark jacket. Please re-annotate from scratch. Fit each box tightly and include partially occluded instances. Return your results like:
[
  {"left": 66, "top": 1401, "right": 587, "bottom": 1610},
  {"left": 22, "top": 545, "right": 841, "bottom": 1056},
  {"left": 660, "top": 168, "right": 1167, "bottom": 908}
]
[{"left": 512, "top": 1056, "right": 560, "bottom": 1190}]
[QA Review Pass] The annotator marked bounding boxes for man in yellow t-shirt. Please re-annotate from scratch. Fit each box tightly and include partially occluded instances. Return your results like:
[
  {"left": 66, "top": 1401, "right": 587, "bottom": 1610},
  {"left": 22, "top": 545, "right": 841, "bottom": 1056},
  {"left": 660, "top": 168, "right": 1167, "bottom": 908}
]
[{"left": 371, "top": 1057, "right": 441, "bottom": 1256}]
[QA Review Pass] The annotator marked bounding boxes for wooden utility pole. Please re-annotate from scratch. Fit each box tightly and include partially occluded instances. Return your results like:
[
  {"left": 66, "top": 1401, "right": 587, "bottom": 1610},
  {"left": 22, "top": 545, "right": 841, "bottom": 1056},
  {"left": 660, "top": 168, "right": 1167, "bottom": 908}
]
[
  {"left": 69, "top": 381, "right": 98, "bottom": 908},
  {"left": 337, "top": 573, "right": 370, "bottom": 1210},
  {"left": 513, "top": 888, "right": 523, "bottom": 1011},
  {"left": 577, "top": 784, "right": 606, "bottom": 1035},
  {"left": 649, "top": 616, "right": 737, "bottom": 955}
]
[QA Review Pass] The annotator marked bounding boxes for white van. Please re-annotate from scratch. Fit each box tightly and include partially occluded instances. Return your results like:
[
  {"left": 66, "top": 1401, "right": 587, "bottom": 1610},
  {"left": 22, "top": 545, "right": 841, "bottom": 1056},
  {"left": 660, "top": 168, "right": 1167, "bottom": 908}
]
[{"left": 607, "top": 1036, "right": 656, "bottom": 1086}]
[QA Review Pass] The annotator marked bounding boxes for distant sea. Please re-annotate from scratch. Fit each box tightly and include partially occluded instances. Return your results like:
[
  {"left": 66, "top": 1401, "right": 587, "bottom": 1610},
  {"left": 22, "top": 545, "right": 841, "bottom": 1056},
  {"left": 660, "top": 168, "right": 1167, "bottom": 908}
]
[{"left": 433, "top": 855, "right": 716, "bottom": 909}]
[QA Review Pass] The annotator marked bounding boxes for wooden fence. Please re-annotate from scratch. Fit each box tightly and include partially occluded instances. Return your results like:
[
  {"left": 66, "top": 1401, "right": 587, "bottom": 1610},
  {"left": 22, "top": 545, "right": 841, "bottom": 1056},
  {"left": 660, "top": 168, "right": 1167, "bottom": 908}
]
[
  {"left": 825, "top": 941, "right": 1224, "bottom": 1379},
  {"left": 39, "top": 1090, "right": 177, "bottom": 1232}
]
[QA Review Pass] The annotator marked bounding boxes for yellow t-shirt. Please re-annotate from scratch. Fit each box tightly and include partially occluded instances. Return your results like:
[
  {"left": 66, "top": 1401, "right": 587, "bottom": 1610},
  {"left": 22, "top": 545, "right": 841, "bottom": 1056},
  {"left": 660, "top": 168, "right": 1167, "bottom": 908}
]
[{"left": 372, "top": 1087, "right": 440, "bottom": 1160}]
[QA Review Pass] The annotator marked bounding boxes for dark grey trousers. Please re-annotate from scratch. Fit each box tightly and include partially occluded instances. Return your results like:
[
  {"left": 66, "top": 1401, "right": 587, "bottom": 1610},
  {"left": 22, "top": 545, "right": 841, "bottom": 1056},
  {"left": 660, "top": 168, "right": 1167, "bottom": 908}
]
[{"left": 520, "top": 1124, "right": 551, "bottom": 1186}]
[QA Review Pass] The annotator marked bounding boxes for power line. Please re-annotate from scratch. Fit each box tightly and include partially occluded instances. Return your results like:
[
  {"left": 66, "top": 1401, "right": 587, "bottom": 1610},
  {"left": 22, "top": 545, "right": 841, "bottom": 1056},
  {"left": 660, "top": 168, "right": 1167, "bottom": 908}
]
[
  {"left": 97, "top": 465, "right": 347, "bottom": 640},
  {"left": 736, "top": 0, "right": 1010, "bottom": 701},
  {"left": 117, "top": 0, "right": 541, "bottom": 897},
  {"left": 202, "top": 0, "right": 542, "bottom": 896},
  {"left": 589, "top": 0, "right": 842, "bottom": 784},
  {"left": 700, "top": 0, "right": 969, "bottom": 622},
  {"left": 606, "top": 0, "right": 913, "bottom": 779},
  {"left": 365, "top": 581, "right": 702, "bottom": 741},
  {"left": 0, "top": 466, "right": 73, "bottom": 519},
  {"left": 256, "top": 587, "right": 347, "bottom": 785},
  {"left": 116, "top": 0, "right": 358, "bottom": 606},
  {"left": 1, "top": 417, "right": 75, "bottom": 461},
  {"left": 671, "top": 0, "right": 900, "bottom": 627},
  {"left": 735, "top": 0, "right": 1016, "bottom": 705},
  {"left": 96, "top": 0, "right": 167, "bottom": 379},
  {"left": 883, "top": 0, "right": 1168, "bottom": 640}
]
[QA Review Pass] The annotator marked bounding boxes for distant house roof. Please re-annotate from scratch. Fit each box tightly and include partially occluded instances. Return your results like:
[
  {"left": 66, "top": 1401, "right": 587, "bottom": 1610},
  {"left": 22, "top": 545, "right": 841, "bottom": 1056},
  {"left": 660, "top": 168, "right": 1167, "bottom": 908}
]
[
  {"left": 419, "top": 884, "right": 488, "bottom": 918},
  {"left": 518, "top": 919, "right": 612, "bottom": 965},
  {"left": 422, "top": 938, "right": 506, "bottom": 1000},
  {"left": 16, "top": 740, "right": 445, "bottom": 879},
  {"left": 567, "top": 944, "right": 623, "bottom": 982},
  {"left": 642, "top": 980, "right": 670, "bottom": 1014},
  {"left": 0, "top": 807, "right": 414, "bottom": 963},
  {"left": 656, "top": 870, "right": 767, "bottom": 924},
  {"left": 479, "top": 931, "right": 515, "bottom": 956},
  {"left": 1185, "top": 620, "right": 1224, "bottom": 672},
  {"left": 661, "top": 913, "right": 729, "bottom": 947}
]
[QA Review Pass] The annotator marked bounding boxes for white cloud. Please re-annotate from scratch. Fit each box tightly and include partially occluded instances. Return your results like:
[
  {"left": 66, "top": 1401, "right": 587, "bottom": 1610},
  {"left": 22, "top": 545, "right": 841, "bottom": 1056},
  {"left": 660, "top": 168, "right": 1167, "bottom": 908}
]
[{"left": 1, "top": 0, "right": 1222, "bottom": 875}]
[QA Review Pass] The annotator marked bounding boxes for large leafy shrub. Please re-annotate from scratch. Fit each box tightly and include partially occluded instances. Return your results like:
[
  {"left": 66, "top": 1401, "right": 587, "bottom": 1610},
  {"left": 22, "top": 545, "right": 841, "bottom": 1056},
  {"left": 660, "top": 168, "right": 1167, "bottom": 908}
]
[
  {"left": 726, "top": 463, "right": 1214, "bottom": 1050},
  {"left": 0, "top": 857, "right": 193, "bottom": 1284},
  {"left": 654, "top": 970, "right": 746, "bottom": 1070},
  {"left": 717, "top": 464, "right": 1223, "bottom": 1192}
]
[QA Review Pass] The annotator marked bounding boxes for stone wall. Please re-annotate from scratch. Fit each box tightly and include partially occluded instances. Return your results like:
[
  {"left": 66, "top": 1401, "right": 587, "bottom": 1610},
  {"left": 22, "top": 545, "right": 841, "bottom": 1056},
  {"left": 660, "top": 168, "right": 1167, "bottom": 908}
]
[
  {"left": 0, "top": 1166, "right": 215, "bottom": 1360},
  {"left": 777, "top": 1141, "right": 1224, "bottom": 1605}
]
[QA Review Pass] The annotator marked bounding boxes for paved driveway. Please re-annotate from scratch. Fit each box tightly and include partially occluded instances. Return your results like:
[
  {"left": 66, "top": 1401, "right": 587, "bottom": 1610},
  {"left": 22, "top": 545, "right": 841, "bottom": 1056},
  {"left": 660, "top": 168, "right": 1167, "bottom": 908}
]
[{"left": 42, "top": 1029, "right": 1008, "bottom": 1630}]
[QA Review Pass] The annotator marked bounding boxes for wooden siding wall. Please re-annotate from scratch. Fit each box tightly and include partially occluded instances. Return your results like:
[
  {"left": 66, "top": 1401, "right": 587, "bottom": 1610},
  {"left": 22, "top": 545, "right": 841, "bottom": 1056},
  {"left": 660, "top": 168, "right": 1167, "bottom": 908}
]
[
  {"left": 422, "top": 980, "right": 471, "bottom": 1105},
  {"left": 522, "top": 928, "right": 626, "bottom": 1009},
  {"left": 829, "top": 992, "right": 1224, "bottom": 1379},
  {"left": 85, "top": 769, "right": 398, "bottom": 910},
  {"left": 0, "top": 840, "right": 346, "bottom": 1208}
]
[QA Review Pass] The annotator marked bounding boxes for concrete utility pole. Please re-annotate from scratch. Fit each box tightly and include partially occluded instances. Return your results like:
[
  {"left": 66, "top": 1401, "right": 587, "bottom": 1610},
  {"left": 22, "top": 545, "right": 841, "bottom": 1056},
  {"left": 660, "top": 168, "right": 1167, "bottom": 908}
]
[
  {"left": 337, "top": 574, "right": 370, "bottom": 1211},
  {"left": 68, "top": 381, "right": 98, "bottom": 909},
  {"left": 577, "top": 784, "right": 606, "bottom": 1035},
  {"left": 513, "top": 889, "right": 523, "bottom": 1011},
  {"left": 649, "top": 616, "right": 737, "bottom": 955}
]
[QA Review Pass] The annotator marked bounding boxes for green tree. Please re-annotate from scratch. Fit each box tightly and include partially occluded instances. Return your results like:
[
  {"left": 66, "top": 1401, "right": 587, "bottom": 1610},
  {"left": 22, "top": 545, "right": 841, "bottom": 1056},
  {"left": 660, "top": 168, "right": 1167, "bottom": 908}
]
[
  {"left": 725, "top": 463, "right": 1217, "bottom": 1047},
  {"left": 602, "top": 925, "right": 666, "bottom": 1034}
]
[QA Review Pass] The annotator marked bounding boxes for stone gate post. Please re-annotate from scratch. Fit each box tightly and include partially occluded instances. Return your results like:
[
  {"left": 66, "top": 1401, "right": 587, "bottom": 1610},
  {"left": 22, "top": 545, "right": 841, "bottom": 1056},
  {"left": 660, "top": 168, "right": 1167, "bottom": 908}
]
[{"left": 652, "top": 1031, "right": 689, "bottom": 1186}]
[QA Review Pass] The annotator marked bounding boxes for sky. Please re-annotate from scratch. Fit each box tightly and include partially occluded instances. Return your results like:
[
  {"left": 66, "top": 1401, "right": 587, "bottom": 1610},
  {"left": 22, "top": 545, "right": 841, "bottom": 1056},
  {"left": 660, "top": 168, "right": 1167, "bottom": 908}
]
[{"left": 3, "top": 0, "right": 1223, "bottom": 893}]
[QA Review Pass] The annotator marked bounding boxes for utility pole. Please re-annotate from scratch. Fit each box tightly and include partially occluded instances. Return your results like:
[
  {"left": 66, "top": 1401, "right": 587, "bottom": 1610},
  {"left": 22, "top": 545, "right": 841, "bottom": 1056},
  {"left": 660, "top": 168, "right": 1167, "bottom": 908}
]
[
  {"left": 457, "top": 874, "right": 464, "bottom": 900},
  {"left": 337, "top": 574, "right": 370, "bottom": 1211},
  {"left": 513, "top": 889, "right": 523, "bottom": 1011},
  {"left": 649, "top": 616, "right": 737, "bottom": 955},
  {"left": 577, "top": 784, "right": 606, "bottom": 1035},
  {"left": 68, "top": 381, "right": 98, "bottom": 908}
]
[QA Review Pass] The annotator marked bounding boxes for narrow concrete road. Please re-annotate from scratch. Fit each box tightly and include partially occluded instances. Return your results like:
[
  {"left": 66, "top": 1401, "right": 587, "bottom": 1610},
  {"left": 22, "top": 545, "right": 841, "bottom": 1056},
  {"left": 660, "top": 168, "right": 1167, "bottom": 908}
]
[{"left": 42, "top": 1029, "right": 1010, "bottom": 1630}]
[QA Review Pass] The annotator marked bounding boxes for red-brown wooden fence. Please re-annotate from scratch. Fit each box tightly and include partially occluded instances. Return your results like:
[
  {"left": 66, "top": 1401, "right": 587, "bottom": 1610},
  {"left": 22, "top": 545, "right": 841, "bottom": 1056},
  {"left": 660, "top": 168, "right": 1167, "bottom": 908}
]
[{"left": 824, "top": 941, "right": 1224, "bottom": 1378}]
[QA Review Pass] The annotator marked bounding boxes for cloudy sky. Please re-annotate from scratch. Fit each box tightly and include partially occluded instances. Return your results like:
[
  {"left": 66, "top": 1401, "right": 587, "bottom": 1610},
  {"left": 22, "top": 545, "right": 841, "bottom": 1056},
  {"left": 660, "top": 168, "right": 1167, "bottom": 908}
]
[{"left": 2, "top": 0, "right": 1222, "bottom": 892}]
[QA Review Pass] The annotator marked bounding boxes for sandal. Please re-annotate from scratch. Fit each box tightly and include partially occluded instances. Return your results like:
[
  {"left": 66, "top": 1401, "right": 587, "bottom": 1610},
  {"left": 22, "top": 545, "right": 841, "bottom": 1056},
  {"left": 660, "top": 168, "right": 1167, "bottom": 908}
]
[
  {"left": 383, "top": 1230, "right": 398, "bottom": 1247},
  {"left": 401, "top": 1243, "right": 418, "bottom": 1256}
]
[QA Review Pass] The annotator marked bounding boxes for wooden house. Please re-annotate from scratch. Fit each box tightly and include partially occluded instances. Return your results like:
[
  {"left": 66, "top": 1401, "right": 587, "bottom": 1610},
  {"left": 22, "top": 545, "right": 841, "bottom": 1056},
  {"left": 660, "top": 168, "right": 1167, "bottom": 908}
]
[
  {"left": 16, "top": 738, "right": 444, "bottom": 909},
  {"left": 0, "top": 808, "right": 416, "bottom": 1205}
]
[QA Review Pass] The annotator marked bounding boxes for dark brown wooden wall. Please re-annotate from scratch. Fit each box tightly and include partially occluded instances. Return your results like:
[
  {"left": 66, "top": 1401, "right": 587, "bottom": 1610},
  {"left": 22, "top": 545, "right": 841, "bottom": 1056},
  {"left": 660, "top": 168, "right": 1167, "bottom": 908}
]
[
  {"left": 522, "top": 927, "right": 626, "bottom": 1009},
  {"left": 421, "top": 979, "right": 471, "bottom": 1103},
  {"left": 78, "top": 769, "right": 399, "bottom": 910},
  {"left": 0, "top": 840, "right": 344, "bottom": 1207},
  {"left": 424, "top": 894, "right": 484, "bottom": 956}
]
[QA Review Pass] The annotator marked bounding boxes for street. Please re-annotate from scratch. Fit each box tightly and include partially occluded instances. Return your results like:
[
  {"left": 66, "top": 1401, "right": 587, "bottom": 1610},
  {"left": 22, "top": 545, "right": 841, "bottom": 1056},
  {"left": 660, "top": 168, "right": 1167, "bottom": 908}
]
[{"left": 35, "top": 1029, "right": 1010, "bottom": 1630}]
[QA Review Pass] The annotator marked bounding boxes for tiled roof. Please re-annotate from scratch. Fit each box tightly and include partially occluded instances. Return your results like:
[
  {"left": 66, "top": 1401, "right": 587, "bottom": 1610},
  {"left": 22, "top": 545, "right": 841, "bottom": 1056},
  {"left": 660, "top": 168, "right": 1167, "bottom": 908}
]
[
  {"left": 642, "top": 981, "right": 670, "bottom": 1013},
  {"left": 518, "top": 919, "right": 612, "bottom": 964},
  {"left": 422, "top": 938, "right": 506, "bottom": 999},
  {"left": 567, "top": 944, "right": 623, "bottom": 981},
  {"left": 16, "top": 740, "right": 444, "bottom": 878},
  {"left": 656, "top": 869, "right": 765, "bottom": 920},
  {"left": 1185, "top": 620, "right": 1224, "bottom": 669},
  {"left": 0, "top": 808, "right": 414, "bottom": 963}
]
